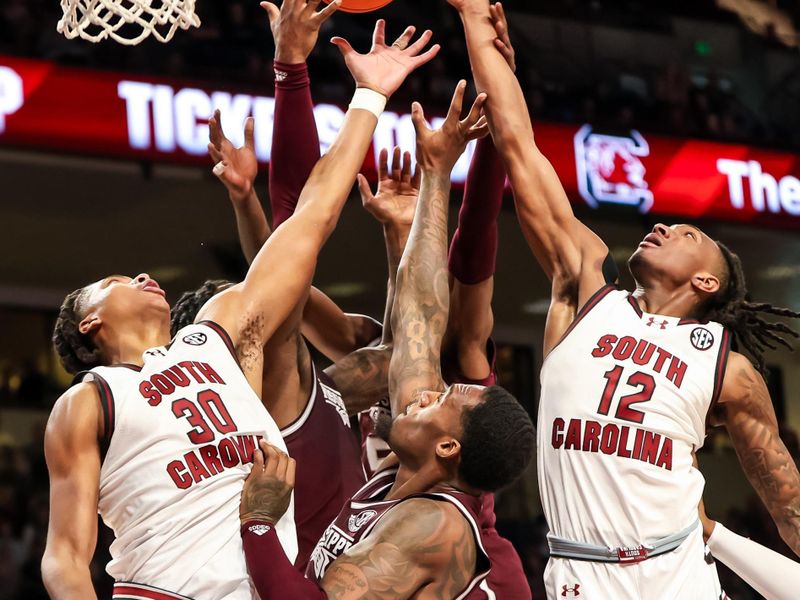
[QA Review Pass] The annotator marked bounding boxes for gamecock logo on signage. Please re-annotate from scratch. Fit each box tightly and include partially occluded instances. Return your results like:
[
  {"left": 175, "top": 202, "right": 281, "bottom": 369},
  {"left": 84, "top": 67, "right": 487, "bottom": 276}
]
[{"left": 574, "top": 125, "right": 654, "bottom": 213}]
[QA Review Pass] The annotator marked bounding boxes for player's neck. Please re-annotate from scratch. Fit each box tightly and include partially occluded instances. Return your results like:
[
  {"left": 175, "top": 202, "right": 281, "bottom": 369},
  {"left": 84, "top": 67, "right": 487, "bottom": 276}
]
[
  {"left": 97, "top": 319, "right": 171, "bottom": 367},
  {"left": 388, "top": 463, "right": 451, "bottom": 501},
  {"left": 634, "top": 284, "right": 702, "bottom": 319}
]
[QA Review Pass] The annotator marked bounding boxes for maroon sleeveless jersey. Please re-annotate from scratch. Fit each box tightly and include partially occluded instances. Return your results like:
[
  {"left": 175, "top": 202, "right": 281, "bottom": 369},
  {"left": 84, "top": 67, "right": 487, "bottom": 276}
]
[
  {"left": 282, "top": 364, "right": 365, "bottom": 572},
  {"left": 306, "top": 466, "right": 491, "bottom": 597},
  {"left": 357, "top": 340, "right": 530, "bottom": 597}
]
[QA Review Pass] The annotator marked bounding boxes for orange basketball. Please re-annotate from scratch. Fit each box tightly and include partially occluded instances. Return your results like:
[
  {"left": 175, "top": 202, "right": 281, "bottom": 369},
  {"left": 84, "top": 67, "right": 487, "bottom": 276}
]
[{"left": 324, "top": 0, "right": 395, "bottom": 13}]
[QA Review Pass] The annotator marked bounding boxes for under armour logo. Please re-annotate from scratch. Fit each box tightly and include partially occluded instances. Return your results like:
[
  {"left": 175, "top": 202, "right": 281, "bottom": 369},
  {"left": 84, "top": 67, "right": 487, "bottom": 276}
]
[
  {"left": 145, "top": 348, "right": 166, "bottom": 357},
  {"left": 646, "top": 317, "right": 668, "bottom": 330},
  {"left": 248, "top": 524, "right": 271, "bottom": 536},
  {"left": 561, "top": 584, "right": 580, "bottom": 597}
]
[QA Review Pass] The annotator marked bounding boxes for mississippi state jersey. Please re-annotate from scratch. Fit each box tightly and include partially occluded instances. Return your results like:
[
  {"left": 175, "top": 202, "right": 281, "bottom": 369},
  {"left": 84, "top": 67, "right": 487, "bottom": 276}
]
[
  {"left": 539, "top": 286, "right": 731, "bottom": 547},
  {"left": 306, "top": 466, "right": 491, "bottom": 598},
  {"left": 357, "top": 343, "right": 529, "bottom": 598},
  {"left": 281, "top": 364, "right": 365, "bottom": 573},
  {"left": 76, "top": 321, "right": 298, "bottom": 599}
]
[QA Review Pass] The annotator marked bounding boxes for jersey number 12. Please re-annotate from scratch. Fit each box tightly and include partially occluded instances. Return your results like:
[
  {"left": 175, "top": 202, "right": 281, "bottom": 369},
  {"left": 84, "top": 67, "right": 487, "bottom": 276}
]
[{"left": 597, "top": 366, "right": 655, "bottom": 424}]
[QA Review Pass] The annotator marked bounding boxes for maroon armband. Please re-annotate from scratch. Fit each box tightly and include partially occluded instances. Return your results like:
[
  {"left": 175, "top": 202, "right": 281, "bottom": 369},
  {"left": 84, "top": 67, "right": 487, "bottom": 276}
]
[{"left": 241, "top": 521, "right": 327, "bottom": 599}]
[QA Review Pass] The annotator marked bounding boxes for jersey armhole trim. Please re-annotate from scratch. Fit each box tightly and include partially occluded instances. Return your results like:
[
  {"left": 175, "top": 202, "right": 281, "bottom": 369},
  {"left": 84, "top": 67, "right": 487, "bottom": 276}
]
[
  {"left": 706, "top": 329, "right": 732, "bottom": 430},
  {"left": 197, "top": 320, "right": 241, "bottom": 367},
  {"left": 280, "top": 364, "right": 319, "bottom": 438},
  {"left": 550, "top": 284, "right": 618, "bottom": 355},
  {"left": 75, "top": 371, "right": 115, "bottom": 460}
]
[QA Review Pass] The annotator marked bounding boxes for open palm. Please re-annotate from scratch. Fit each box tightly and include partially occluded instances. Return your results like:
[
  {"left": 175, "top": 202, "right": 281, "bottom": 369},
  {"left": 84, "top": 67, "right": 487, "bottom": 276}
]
[
  {"left": 332, "top": 20, "right": 440, "bottom": 98},
  {"left": 208, "top": 109, "right": 258, "bottom": 202},
  {"left": 359, "top": 147, "right": 420, "bottom": 228}
]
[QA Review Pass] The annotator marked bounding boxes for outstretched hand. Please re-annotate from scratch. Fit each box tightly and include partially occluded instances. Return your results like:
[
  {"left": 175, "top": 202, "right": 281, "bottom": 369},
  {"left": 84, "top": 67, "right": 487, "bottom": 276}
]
[
  {"left": 332, "top": 20, "right": 440, "bottom": 98},
  {"left": 240, "top": 440, "right": 296, "bottom": 526},
  {"left": 490, "top": 2, "right": 515, "bottom": 72},
  {"left": 260, "top": 0, "right": 340, "bottom": 64},
  {"left": 208, "top": 109, "right": 258, "bottom": 204},
  {"left": 412, "top": 80, "right": 488, "bottom": 173},
  {"left": 359, "top": 147, "right": 420, "bottom": 229}
]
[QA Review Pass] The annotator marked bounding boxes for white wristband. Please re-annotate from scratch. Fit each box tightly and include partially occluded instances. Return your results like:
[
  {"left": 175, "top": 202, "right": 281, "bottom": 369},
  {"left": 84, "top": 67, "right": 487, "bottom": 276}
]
[{"left": 349, "top": 88, "right": 387, "bottom": 118}]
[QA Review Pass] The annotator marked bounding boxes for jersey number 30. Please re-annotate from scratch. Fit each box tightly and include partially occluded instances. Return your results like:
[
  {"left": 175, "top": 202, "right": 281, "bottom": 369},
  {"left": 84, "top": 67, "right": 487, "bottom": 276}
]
[
  {"left": 172, "top": 390, "right": 237, "bottom": 444},
  {"left": 597, "top": 366, "right": 655, "bottom": 424}
]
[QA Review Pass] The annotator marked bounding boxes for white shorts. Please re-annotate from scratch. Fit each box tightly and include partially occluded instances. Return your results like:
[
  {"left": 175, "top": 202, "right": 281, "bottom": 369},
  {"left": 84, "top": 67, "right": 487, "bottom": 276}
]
[{"left": 544, "top": 528, "right": 725, "bottom": 600}]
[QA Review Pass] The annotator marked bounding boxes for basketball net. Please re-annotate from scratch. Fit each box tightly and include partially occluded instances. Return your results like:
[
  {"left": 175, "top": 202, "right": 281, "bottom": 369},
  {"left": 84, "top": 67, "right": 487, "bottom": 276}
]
[{"left": 57, "top": 0, "right": 201, "bottom": 45}]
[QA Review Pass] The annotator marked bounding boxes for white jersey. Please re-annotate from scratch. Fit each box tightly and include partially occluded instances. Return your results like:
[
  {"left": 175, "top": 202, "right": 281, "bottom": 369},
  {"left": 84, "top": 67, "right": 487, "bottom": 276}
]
[
  {"left": 77, "top": 321, "right": 297, "bottom": 600},
  {"left": 538, "top": 286, "right": 731, "bottom": 597}
]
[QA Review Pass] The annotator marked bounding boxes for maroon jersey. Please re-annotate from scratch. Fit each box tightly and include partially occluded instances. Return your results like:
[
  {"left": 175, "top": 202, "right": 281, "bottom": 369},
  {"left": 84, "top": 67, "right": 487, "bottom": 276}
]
[
  {"left": 306, "top": 466, "right": 491, "bottom": 597},
  {"left": 357, "top": 339, "right": 529, "bottom": 597},
  {"left": 282, "top": 364, "right": 365, "bottom": 572}
]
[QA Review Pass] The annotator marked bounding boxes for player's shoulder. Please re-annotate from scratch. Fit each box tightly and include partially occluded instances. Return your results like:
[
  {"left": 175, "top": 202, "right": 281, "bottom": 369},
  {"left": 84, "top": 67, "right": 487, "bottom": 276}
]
[
  {"left": 46, "top": 383, "right": 102, "bottom": 449},
  {"left": 52, "top": 381, "right": 101, "bottom": 414},
  {"left": 718, "top": 352, "right": 765, "bottom": 406},
  {"left": 377, "top": 497, "right": 473, "bottom": 554}
]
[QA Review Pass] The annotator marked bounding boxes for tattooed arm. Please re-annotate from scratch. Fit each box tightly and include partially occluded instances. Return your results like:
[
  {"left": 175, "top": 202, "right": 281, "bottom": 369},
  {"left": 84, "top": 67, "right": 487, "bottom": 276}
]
[
  {"left": 389, "top": 82, "right": 488, "bottom": 416},
  {"left": 198, "top": 22, "right": 439, "bottom": 390},
  {"left": 714, "top": 352, "right": 800, "bottom": 556},
  {"left": 360, "top": 146, "right": 419, "bottom": 346},
  {"left": 241, "top": 442, "right": 475, "bottom": 599},
  {"left": 321, "top": 498, "right": 476, "bottom": 598},
  {"left": 324, "top": 344, "right": 392, "bottom": 416}
]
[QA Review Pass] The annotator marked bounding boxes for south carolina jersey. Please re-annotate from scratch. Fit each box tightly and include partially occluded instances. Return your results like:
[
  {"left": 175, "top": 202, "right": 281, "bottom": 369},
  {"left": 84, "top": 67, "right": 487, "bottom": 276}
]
[
  {"left": 281, "top": 364, "right": 364, "bottom": 573},
  {"left": 538, "top": 286, "right": 730, "bottom": 597},
  {"left": 76, "top": 321, "right": 298, "bottom": 599},
  {"left": 306, "top": 466, "right": 491, "bottom": 598}
]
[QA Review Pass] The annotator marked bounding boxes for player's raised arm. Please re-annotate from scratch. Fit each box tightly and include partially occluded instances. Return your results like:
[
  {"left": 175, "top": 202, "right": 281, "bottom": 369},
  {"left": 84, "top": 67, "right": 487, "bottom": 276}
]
[
  {"left": 388, "top": 82, "right": 488, "bottom": 416},
  {"left": 260, "top": 0, "right": 338, "bottom": 228},
  {"left": 359, "top": 146, "right": 420, "bottom": 345},
  {"left": 452, "top": 1, "right": 609, "bottom": 306},
  {"left": 320, "top": 148, "right": 421, "bottom": 415},
  {"left": 208, "top": 111, "right": 271, "bottom": 263},
  {"left": 41, "top": 384, "right": 102, "bottom": 600},
  {"left": 198, "top": 21, "right": 440, "bottom": 385},
  {"left": 714, "top": 352, "right": 800, "bottom": 556}
]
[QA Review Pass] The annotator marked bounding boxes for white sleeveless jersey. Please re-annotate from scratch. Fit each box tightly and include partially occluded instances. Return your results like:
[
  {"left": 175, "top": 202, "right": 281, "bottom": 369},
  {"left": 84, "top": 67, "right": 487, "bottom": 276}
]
[
  {"left": 77, "top": 321, "right": 298, "bottom": 599},
  {"left": 538, "top": 286, "right": 731, "bottom": 547}
]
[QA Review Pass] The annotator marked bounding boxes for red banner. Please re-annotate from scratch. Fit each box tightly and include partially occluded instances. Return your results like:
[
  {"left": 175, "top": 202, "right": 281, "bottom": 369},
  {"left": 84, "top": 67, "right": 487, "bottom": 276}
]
[{"left": 1, "top": 55, "right": 799, "bottom": 229}]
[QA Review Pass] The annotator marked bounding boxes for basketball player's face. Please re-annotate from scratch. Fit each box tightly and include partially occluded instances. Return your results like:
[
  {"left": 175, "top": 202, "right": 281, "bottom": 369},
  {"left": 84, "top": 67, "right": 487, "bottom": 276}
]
[
  {"left": 628, "top": 223, "right": 722, "bottom": 292},
  {"left": 389, "top": 384, "right": 485, "bottom": 461},
  {"left": 80, "top": 274, "right": 169, "bottom": 331}
]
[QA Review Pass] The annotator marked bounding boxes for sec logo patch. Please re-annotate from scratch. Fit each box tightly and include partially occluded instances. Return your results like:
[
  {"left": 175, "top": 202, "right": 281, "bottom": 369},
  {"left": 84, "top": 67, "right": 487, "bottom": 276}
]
[
  {"left": 690, "top": 327, "right": 714, "bottom": 351},
  {"left": 183, "top": 332, "right": 207, "bottom": 346}
]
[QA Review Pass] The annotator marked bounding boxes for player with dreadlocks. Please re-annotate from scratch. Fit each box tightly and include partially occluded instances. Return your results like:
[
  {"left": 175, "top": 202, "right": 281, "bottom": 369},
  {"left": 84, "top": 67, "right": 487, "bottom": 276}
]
[
  {"left": 451, "top": 1, "right": 800, "bottom": 598},
  {"left": 41, "top": 18, "right": 439, "bottom": 599}
]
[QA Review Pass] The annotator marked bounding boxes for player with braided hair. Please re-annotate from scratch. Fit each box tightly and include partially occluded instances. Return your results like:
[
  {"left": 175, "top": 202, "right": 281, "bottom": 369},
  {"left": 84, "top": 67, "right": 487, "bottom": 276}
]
[
  {"left": 52, "top": 288, "right": 104, "bottom": 375},
  {"left": 451, "top": 0, "right": 800, "bottom": 598},
  {"left": 705, "top": 242, "right": 800, "bottom": 376}
]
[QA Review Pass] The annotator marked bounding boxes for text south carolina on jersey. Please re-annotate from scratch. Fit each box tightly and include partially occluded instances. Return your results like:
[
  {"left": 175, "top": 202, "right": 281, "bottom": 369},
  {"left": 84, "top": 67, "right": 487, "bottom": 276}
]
[{"left": 137, "top": 359, "right": 264, "bottom": 489}]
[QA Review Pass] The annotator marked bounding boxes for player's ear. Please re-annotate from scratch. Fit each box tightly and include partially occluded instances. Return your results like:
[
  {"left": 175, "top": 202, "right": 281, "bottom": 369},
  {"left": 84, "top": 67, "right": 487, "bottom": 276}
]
[
  {"left": 79, "top": 315, "right": 102, "bottom": 336},
  {"left": 435, "top": 438, "right": 461, "bottom": 460},
  {"left": 691, "top": 271, "right": 720, "bottom": 295}
]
